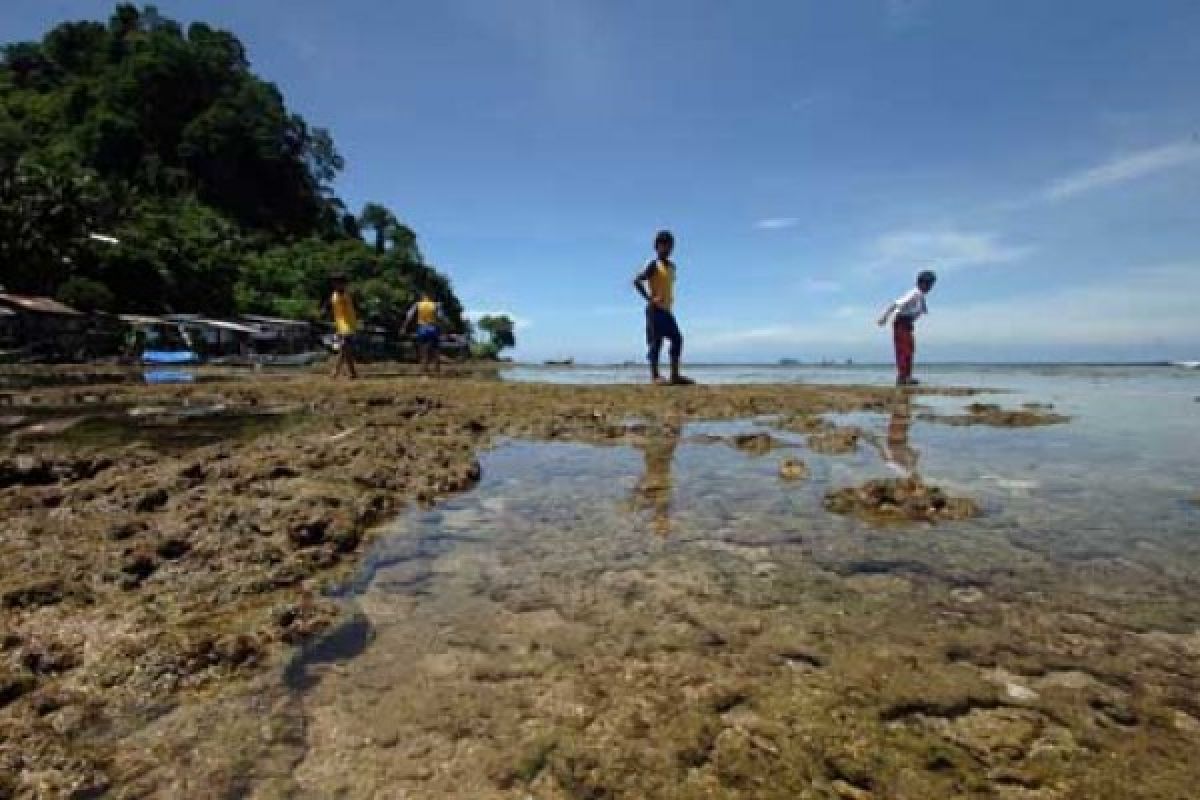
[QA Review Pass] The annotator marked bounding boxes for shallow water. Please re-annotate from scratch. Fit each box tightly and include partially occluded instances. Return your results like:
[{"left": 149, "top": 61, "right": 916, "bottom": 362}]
[{"left": 290, "top": 371, "right": 1200, "bottom": 798}]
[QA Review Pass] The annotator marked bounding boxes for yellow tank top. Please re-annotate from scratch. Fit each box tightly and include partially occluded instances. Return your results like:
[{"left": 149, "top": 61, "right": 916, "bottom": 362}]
[
  {"left": 416, "top": 299, "right": 438, "bottom": 326},
  {"left": 331, "top": 290, "right": 357, "bottom": 335},
  {"left": 648, "top": 260, "right": 675, "bottom": 311}
]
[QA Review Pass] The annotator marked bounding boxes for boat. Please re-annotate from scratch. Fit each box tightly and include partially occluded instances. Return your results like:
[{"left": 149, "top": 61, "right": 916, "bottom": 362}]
[
  {"left": 1171, "top": 361, "right": 1200, "bottom": 369},
  {"left": 544, "top": 358, "right": 574, "bottom": 366},
  {"left": 141, "top": 349, "right": 199, "bottom": 365}
]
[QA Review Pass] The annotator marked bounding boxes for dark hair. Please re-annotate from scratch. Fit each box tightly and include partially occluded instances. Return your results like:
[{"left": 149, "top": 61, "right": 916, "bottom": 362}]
[
  {"left": 654, "top": 230, "right": 675, "bottom": 247},
  {"left": 331, "top": 272, "right": 347, "bottom": 283},
  {"left": 917, "top": 270, "right": 937, "bottom": 286}
]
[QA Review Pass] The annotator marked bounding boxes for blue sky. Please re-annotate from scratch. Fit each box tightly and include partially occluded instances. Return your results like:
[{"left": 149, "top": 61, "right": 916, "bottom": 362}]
[{"left": 9, "top": 1, "right": 1200, "bottom": 362}]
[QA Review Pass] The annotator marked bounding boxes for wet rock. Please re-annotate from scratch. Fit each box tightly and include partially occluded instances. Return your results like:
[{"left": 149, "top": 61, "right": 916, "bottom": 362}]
[
  {"left": 778, "top": 457, "right": 809, "bottom": 481},
  {"left": 155, "top": 537, "right": 191, "bottom": 560},
  {"left": 808, "top": 426, "right": 862, "bottom": 455},
  {"left": 20, "top": 639, "right": 80, "bottom": 675},
  {"left": 288, "top": 518, "right": 329, "bottom": 548},
  {"left": 732, "top": 432, "right": 780, "bottom": 455},
  {"left": 920, "top": 403, "right": 1069, "bottom": 428},
  {"left": 134, "top": 487, "right": 169, "bottom": 513},
  {"left": 3, "top": 579, "right": 64, "bottom": 609},
  {"left": 107, "top": 520, "right": 147, "bottom": 541},
  {"left": 824, "top": 477, "right": 980, "bottom": 523},
  {"left": 214, "top": 633, "right": 261, "bottom": 668},
  {"left": 119, "top": 550, "right": 158, "bottom": 588},
  {"left": 0, "top": 663, "right": 35, "bottom": 708}
]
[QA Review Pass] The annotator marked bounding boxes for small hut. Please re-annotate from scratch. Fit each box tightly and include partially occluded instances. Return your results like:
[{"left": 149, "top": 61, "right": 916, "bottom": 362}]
[{"left": 0, "top": 292, "right": 86, "bottom": 359}]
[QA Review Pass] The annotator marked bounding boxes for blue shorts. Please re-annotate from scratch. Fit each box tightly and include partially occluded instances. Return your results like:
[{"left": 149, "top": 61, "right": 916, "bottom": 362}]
[
  {"left": 416, "top": 324, "right": 440, "bottom": 345},
  {"left": 646, "top": 307, "right": 682, "bottom": 361}
]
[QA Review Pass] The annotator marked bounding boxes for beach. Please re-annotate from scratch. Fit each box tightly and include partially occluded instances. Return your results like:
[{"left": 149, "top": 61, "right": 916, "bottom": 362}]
[{"left": 1, "top": 365, "right": 1198, "bottom": 798}]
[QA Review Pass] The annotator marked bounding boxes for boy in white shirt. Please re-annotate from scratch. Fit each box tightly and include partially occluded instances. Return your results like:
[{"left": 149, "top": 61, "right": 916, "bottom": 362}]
[{"left": 877, "top": 270, "right": 936, "bottom": 386}]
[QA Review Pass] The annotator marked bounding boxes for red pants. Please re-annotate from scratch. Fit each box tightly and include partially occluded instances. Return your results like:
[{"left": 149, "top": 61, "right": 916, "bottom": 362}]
[{"left": 893, "top": 318, "right": 915, "bottom": 381}]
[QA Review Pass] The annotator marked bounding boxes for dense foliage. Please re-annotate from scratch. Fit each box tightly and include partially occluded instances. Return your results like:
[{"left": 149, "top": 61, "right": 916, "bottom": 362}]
[{"left": 0, "top": 4, "right": 464, "bottom": 330}]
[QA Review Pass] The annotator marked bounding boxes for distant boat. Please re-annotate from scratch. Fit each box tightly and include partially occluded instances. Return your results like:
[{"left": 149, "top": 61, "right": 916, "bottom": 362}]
[
  {"left": 778, "top": 358, "right": 800, "bottom": 366},
  {"left": 544, "top": 358, "right": 574, "bottom": 366},
  {"left": 1172, "top": 360, "right": 1200, "bottom": 369}
]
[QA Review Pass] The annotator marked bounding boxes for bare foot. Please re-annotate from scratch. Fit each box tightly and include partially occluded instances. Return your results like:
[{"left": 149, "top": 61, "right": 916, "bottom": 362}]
[{"left": 669, "top": 375, "right": 695, "bottom": 385}]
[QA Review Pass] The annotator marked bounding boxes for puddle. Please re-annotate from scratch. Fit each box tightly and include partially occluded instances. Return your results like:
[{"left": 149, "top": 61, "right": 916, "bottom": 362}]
[
  {"left": 7, "top": 405, "right": 302, "bottom": 452},
  {"left": 287, "top": 403, "right": 1200, "bottom": 797}
]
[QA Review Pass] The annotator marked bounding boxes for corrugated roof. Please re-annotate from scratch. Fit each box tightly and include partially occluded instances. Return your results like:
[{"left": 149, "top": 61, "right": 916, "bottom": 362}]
[
  {"left": 119, "top": 314, "right": 171, "bottom": 326},
  {"left": 189, "top": 318, "right": 260, "bottom": 334},
  {"left": 240, "top": 314, "right": 311, "bottom": 328},
  {"left": 0, "top": 293, "right": 82, "bottom": 316}
]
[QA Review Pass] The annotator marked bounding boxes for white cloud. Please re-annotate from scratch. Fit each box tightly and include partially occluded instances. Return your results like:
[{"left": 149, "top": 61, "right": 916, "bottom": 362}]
[
  {"left": 927, "top": 263, "right": 1200, "bottom": 347},
  {"left": 464, "top": 310, "right": 533, "bottom": 331},
  {"left": 690, "top": 263, "right": 1200, "bottom": 355},
  {"left": 754, "top": 217, "right": 800, "bottom": 231},
  {"left": 866, "top": 229, "right": 1031, "bottom": 273},
  {"left": 1043, "top": 140, "right": 1200, "bottom": 202}
]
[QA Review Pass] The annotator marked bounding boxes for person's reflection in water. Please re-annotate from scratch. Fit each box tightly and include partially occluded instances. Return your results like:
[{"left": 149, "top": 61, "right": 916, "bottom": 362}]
[
  {"left": 883, "top": 395, "right": 919, "bottom": 476},
  {"left": 631, "top": 415, "right": 682, "bottom": 536}
]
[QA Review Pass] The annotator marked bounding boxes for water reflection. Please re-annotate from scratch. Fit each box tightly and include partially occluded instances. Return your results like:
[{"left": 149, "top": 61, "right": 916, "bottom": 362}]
[
  {"left": 630, "top": 415, "right": 681, "bottom": 535},
  {"left": 882, "top": 395, "right": 918, "bottom": 476}
]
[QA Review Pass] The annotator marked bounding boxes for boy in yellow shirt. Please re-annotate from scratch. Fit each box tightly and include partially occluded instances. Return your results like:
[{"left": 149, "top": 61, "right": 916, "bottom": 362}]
[
  {"left": 327, "top": 274, "right": 359, "bottom": 379},
  {"left": 633, "top": 230, "right": 693, "bottom": 385},
  {"left": 404, "top": 294, "right": 446, "bottom": 374}
]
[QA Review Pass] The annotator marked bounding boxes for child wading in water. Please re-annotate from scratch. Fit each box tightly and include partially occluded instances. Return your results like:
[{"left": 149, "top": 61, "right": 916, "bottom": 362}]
[
  {"left": 633, "top": 230, "right": 693, "bottom": 385},
  {"left": 878, "top": 270, "right": 936, "bottom": 386}
]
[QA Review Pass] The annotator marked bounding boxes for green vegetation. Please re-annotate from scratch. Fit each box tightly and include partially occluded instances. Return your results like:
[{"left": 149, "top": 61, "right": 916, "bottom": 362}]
[
  {"left": 474, "top": 314, "right": 516, "bottom": 359},
  {"left": 0, "top": 3, "right": 464, "bottom": 331}
]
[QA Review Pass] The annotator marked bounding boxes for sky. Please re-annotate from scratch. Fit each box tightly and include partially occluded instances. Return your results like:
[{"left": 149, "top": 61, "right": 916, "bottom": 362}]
[{"left": 7, "top": 0, "right": 1200, "bottom": 363}]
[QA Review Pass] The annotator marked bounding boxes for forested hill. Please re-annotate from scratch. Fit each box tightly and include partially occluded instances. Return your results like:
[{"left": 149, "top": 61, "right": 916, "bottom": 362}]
[{"left": 0, "top": 3, "right": 465, "bottom": 330}]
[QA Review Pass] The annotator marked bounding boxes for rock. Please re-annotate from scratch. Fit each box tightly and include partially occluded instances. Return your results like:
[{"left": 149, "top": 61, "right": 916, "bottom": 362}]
[
  {"left": 920, "top": 404, "right": 1069, "bottom": 428},
  {"left": 120, "top": 551, "right": 158, "bottom": 587},
  {"left": 0, "top": 664, "right": 35, "bottom": 708},
  {"left": 134, "top": 488, "right": 169, "bottom": 513},
  {"left": 288, "top": 518, "right": 329, "bottom": 548},
  {"left": 3, "top": 580, "right": 64, "bottom": 609},
  {"left": 1004, "top": 683, "right": 1039, "bottom": 702},
  {"left": 732, "top": 432, "right": 778, "bottom": 455},
  {"left": 808, "top": 427, "right": 861, "bottom": 455},
  {"left": 824, "top": 477, "right": 980, "bottom": 523},
  {"left": 156, "top": 537, "right": 191, "bottom": 560},
  {"left": 950, "top": 586, "right": 985, "bottom": 604},
  {"left": 778, "top": 457, "right": 808, "bottom": 481}
]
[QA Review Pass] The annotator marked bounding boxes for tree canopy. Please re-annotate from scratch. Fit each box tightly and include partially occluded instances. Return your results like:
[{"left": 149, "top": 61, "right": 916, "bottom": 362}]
[{"left": 0, "top": 4, "right": 464, "bottom": 331}]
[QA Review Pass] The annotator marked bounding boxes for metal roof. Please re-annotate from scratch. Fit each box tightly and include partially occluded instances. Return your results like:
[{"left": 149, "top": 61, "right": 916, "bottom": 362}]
[
  {"left": 0, "top": 293, "right": 82, "bottom": 316},
  {"left": 240, "top": 314, "right": 312, "bottom": 328},
  {"left": 118, "top": 314, "right": 171, "bottom": 326}
]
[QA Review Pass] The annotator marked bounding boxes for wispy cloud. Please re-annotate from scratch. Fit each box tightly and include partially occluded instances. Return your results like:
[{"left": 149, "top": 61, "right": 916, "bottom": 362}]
[
  {"left": 1043, "top": 140, "right": 1200, "bottom": 202},
  {"left": 691, "top": 263, "right": 1200, "bottom": 356},
  {"left": 754, "top": 217, "right": 800, "bottom": 231},
  {"left": 865, "top": 229, "right": 1032, "bottom": 273}
]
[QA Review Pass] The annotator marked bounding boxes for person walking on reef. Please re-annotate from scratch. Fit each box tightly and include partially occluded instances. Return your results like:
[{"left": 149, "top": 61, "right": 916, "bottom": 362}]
[
  {"left": 878, "top": 269, "right": 936, "bottom": 386},
  {"left": 633, "top": 230, "right": 693, "bottom": 385},
  {"left": 326, "top": 273, "right": 359, "bottom": 380},
  {"left": 404, "top": 293, "right": 446, "bottom": 375}
]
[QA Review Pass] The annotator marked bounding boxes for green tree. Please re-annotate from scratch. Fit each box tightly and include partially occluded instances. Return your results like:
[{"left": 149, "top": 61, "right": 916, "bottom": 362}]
[
  {"left": 0, "top": 4, "right": 465, "bottom": 329},
  {"left": 475, "top": 314, "right": 516, "bottom": 358},
  {"left": 358, "top": 202, "right": 397, "bottom": 255}
]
